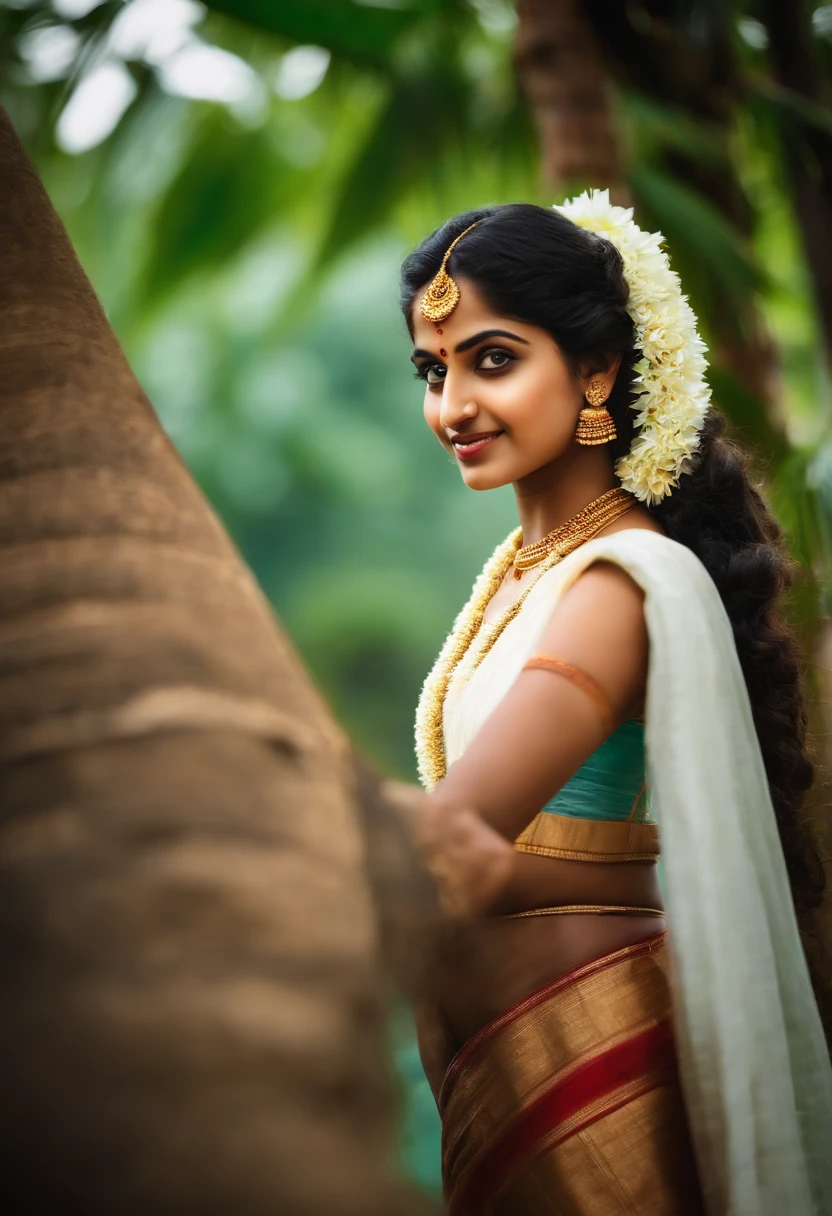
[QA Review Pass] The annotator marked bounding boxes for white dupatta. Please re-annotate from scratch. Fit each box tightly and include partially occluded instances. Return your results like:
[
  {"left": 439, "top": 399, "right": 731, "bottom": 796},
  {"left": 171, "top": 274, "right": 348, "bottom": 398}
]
[{"left": 443, "top": 528, "right": 832, "bottom": 1215}]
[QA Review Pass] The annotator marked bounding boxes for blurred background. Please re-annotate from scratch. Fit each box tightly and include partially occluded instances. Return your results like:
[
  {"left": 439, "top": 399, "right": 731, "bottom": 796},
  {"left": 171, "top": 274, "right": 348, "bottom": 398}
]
[{"left": 1, "top": 0, "right": 831, "bottom": 1195}]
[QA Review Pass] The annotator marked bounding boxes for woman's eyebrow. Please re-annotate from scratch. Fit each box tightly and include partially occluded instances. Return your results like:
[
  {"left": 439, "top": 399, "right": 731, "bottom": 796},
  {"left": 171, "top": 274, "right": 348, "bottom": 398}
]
[
  {"left": 455, "top": 329, "right": 530, "bottom": 353},
  {"left": 410, "top": 329, "right": 530, "bottom": 363}
]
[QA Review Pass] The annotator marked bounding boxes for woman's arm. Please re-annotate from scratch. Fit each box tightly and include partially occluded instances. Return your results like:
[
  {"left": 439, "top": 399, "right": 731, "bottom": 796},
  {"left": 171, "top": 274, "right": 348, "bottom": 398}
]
[{"left": 432, "top": 559, "right": 650, "bottom": 842}]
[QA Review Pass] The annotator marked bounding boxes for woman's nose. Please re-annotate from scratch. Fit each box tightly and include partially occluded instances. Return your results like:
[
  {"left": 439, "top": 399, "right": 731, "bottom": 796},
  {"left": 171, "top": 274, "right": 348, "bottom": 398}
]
[{"left": 439, "top": 383, "right": 478, "bottom": 431}]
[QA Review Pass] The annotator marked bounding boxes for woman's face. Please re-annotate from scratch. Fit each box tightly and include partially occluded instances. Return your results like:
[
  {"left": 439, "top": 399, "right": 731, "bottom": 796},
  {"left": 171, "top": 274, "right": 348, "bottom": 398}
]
[{"left": 410, "top": 277, "right": 593, "bottom": 491}]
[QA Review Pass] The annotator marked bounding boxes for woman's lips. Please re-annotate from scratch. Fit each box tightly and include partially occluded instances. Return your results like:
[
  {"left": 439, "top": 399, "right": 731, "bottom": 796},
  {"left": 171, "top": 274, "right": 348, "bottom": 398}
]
[{"left": 451, "top": 431, "right": 504, "bottom": 461}]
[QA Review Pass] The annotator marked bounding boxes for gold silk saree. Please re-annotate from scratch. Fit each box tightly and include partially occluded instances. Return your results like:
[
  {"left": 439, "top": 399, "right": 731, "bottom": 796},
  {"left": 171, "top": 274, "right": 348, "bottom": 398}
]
[{"left": 440, "top": 932, "right": 703, "bottom": 1215}]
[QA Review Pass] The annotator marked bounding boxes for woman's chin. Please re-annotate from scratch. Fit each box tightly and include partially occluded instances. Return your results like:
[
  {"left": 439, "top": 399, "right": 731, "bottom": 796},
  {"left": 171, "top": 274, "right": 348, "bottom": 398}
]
[{"left": 459, "top": 464, "right": 514, "bottom": 491}]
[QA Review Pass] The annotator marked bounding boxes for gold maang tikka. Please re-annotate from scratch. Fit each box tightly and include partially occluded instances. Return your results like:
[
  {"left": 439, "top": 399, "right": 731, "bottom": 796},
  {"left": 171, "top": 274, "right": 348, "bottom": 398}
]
[{"left": 419, "top": 221, "right": 480, "bottom": 323}]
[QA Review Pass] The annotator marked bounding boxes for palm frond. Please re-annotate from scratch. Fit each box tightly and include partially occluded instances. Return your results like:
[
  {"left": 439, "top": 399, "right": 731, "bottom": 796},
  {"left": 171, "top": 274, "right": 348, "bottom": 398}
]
[
  {"left": 631, "top": 163, "right": 768, "bottom": 339},
  {"left": 202, "top": 0, "right": 421, "bottom": 69}
]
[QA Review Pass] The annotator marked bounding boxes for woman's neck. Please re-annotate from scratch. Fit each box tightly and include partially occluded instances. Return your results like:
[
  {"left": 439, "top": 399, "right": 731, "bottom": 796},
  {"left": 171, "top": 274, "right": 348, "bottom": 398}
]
[{"left": 513, "top": 448, "right": 619, "bottom": 547}]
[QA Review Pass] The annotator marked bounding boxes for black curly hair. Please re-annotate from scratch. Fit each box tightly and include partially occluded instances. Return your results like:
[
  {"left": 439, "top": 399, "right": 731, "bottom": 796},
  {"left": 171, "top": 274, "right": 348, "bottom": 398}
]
[{"left": 401, "top": 201, "right": 825, "bottom": 944}]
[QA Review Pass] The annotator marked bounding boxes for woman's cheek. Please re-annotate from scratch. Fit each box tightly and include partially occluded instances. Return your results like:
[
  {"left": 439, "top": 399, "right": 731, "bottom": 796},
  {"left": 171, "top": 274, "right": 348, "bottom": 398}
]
[
  {"left": 506, "top": 377, "right": 572, "bottom": 441},
  {"left": 490, "top": 368, "right": 542, "bottom": 417},
  {"left": 424, "top": 392, "right": 447, "bottom": 445},
  {"left": 488, "top": 388, "right": 541, "bottom": 441}
]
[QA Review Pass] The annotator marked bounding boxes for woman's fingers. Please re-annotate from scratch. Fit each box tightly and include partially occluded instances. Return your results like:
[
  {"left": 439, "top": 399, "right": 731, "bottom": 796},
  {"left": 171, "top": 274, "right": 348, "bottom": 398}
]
[
  {"left": 380, "top": 781, "right": 514, "bottom": 920},
  {"left": 380, "top": 779, "right": 425, "bottom": 828},
  {"left": 418, "top": 805, "right": 514, "bottom": 920}
]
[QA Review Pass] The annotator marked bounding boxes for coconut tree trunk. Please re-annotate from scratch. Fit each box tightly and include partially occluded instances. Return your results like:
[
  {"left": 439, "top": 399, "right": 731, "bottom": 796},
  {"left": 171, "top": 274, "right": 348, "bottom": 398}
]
[
  {"left": 0, "top": 106, "right": 433, "bottom": 1215},
  {"left": 513, "top": 0, "right": 625, "bottom": 196}
]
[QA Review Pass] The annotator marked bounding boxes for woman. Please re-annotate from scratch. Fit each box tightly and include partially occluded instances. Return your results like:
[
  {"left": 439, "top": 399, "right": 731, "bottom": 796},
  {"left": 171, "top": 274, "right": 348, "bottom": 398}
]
[{"left": 400, "top": 192, "right": 832, "bottom": 1215}]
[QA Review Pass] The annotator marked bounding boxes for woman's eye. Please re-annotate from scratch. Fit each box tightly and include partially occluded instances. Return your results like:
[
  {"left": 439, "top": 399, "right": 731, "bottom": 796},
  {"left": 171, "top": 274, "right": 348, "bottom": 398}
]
[
  {"left": 414, "top": 363, "right": 446, "bottom": 386},
  {"left": 478, "top": 349, "right": 514, "bottom": 371}
]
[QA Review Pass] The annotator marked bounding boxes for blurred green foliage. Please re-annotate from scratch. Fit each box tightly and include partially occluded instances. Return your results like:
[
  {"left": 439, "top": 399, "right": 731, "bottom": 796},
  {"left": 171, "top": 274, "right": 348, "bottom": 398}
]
[
  {"left": 0, "top": 0, "right": 530, "bottom": 780},
  {"left": 2, "top": 0, "right": 832, "bottom": 1196}
]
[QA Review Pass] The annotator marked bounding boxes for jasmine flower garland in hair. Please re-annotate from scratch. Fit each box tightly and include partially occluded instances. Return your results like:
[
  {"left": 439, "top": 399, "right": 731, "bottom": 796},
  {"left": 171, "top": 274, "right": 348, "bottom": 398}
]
[{"left": 554, "top": 188, "right": 713, "bottom": 506}]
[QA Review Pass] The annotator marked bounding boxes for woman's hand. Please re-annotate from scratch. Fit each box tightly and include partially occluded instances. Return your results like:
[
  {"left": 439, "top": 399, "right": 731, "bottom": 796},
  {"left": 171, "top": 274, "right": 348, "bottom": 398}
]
[{"left": 382, "top": 781, "right": 514, "bottom": 920}]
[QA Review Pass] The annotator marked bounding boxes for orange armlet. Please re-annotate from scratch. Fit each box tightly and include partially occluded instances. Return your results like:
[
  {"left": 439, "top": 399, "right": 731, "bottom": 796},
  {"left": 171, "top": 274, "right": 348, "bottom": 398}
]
[{"left": 522, "top": 654, "right": 614, "bottom": 735}]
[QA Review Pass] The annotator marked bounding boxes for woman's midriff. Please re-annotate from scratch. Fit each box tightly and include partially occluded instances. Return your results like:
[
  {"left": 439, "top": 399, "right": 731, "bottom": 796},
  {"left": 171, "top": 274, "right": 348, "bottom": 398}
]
[{"left": 417, "top": 852, "right": 665, "bottom": 1097}]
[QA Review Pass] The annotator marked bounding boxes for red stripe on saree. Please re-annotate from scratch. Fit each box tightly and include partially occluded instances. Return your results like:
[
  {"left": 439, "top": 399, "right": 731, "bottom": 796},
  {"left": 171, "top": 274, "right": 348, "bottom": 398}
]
[
  {"left": 447, "top": 1018, "right": 676, "bottom": 1215},
  {"left": 439, "top": 933, "right": 667, "bottom": 1116}
]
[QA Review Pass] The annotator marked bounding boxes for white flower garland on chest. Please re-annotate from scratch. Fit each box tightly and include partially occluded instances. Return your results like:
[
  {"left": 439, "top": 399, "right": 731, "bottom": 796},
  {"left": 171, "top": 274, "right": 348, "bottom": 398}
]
[{"left": 415, "top": 189, "right": 713, "bottom": 789}]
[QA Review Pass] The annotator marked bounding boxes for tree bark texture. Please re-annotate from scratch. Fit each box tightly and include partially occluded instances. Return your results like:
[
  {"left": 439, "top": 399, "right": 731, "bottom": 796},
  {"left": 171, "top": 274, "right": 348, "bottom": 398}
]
[
  {"left": 0, "top": 107, "right": 433, "bottom": 1216},
  {"left": 514, "top": 0, "right": 625, "bottom": 194}
]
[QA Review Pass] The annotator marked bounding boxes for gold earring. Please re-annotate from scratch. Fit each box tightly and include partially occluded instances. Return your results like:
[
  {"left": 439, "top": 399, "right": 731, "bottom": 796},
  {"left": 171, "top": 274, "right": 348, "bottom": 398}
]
[{"left": 575, "top": 380, "right": 617, "bottom": 445}]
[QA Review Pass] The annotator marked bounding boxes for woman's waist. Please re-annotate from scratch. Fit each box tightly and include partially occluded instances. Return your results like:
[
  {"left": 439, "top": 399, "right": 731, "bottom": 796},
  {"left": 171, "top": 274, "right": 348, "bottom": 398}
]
[
  {"left": 428, "top": 912, "right": 667, "bottom": 1082},
  {"left": 421, "top": 814, "right": 664, "bottom": 1079},
  {"left": 490, "top": 847, "right": 664, "bottom": 920},
  {"left": 440, "top": 927, "right": 672, "bottom": 1116}
]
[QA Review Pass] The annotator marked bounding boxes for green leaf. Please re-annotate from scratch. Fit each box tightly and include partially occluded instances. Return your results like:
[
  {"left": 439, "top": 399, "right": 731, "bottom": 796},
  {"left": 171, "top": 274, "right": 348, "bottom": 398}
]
[
  {"left": 746, "top": 75, "right": 832, "bottom": 139},
  {"left": 311, "top": 65, "right": 469, "bottom": 270},
  {"left": 706, "top": 365, "right": 787, "bottom": 464},
  {"left": 630, "top": 163, "right": 768, "bottom": 350},
  {"left": 807, "top": 437, "right": 832, "bottom": 589},
  {"left": 315, "top": 84, "right": 418, "bottom": 267},
  {"left": 767, "top": 443, "right": 832, "bottom": 588},
  {"left": 137, "top": 109, "right": 288, "bottom": 305},
  {"left": 201, "top": 0, "right": 421, "bottom": 67},
  {"left": 622, "top": 88, "right": 729, "bottom": 166}
]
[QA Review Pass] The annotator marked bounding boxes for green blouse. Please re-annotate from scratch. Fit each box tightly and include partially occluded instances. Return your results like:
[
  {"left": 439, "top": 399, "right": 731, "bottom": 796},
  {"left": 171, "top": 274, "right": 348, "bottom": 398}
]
[{"left": 540, "top": 718, "right": 652, "bottom": 823}]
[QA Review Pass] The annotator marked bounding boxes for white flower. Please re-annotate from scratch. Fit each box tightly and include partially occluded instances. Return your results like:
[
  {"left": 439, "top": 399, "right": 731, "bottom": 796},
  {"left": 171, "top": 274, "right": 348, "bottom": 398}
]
[{"left": 554, "top": 188, "right": 712, "bottom": 505}]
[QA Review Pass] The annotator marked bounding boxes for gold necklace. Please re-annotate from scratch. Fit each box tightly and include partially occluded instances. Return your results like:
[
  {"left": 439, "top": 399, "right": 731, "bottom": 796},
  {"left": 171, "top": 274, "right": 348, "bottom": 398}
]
[
  {"left": 415, "top": 488, "right": 637, "bottom": 789},
  {"left": 512, "top": 486, "right": 637, "bottom": 578}
]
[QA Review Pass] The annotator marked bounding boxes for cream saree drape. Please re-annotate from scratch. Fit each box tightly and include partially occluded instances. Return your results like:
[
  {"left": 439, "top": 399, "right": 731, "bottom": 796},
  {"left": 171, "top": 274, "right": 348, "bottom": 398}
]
[{"left": 443, "top": 528, "right": 832, "bottom": 1216}]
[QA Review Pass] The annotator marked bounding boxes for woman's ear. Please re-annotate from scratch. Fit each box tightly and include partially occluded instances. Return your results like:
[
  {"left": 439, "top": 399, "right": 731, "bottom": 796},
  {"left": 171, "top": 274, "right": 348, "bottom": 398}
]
[{"left": 578, "top": 351, "right": 623, "bottom": 394}]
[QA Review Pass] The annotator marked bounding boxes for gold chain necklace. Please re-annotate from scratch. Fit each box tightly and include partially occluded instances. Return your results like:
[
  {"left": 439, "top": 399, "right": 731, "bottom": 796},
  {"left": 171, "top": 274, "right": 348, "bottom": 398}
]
[
  {"left": 512, "top": 486, "right": 637, "bottom": 578},
  {"left": 415, "top": 488, "right": 638, "bottom": 789}
]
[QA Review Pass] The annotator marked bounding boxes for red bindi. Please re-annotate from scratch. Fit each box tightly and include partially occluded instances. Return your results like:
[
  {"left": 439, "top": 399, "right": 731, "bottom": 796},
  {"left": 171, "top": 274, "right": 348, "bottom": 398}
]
[
  {"left": 440, "top": 348, "right": 447, "bottom": 357},
  {"left": 436, "top": 328, "right": 443, "bottom": 335}
]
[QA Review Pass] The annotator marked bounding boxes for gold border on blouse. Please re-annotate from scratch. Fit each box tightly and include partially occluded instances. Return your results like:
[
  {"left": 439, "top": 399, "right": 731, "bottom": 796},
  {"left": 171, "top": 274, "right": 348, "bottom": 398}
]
[{"left": 514, "top": 811, "right": 659, "bottom": 863}]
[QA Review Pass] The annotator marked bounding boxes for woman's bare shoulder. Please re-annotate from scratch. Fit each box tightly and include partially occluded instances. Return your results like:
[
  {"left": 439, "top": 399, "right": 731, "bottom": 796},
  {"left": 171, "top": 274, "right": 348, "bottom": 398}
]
[
  {"left": 537, "top": 554, "right": 649, "bottom": 710},
  {"left": 549, "top": 558, "right": 646, "bottom": 635}
]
